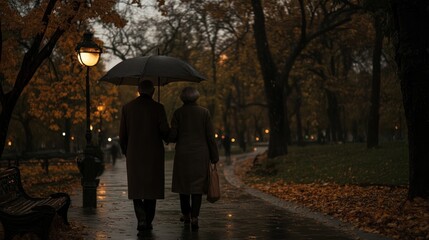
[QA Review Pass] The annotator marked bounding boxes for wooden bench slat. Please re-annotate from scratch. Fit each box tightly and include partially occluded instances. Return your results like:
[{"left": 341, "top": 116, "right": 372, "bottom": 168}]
[{"left": 0, "top": 167, "right": 71, "bottom": 240}]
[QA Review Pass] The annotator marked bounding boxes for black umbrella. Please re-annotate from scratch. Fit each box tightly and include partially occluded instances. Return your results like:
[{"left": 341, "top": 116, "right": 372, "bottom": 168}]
[{"left": 100, "top": 55, "right": 206, "bottom": 101}]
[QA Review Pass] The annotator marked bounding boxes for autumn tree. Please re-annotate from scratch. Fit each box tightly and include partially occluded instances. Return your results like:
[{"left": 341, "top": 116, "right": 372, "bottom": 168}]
[
  {"left": 0, "top": 0, "right": 125, "bottom": 157},
  {"left": 250, "top": 0, "right": 356, "bottom": 158},
  {"left": 26, "top": 33, "right": 119, "bottom": 152},
  {"left": 100, "top": 2, "right": 206, "bottom": 116},
  {"left": 360, "top": 0, "right": 390, "bottom": 148}
]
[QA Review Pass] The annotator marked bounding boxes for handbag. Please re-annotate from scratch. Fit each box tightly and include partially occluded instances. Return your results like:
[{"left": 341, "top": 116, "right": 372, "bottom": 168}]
[{"left": 207, "top": 163, "right": 220, "bottom": 203}]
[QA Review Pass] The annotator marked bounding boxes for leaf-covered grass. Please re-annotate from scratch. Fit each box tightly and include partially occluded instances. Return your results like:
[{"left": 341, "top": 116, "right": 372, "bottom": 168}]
[
  {"left": 17, "top": 159, "right": 82, "bottom": 197},
  {"left": 249, "top": 141, "right": 408, "bottom": 186},
  {"left": 240, "top": 141, "right": 429, "bottom": 240}
]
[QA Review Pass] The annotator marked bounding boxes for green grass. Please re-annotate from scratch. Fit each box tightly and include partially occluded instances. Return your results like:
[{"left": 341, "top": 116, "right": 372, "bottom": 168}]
[{"left": 249, "top": 141, "right": 409, "bottom": 186}]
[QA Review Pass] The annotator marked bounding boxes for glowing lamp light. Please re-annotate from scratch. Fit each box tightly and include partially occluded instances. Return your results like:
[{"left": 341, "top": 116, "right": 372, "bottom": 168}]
[
  {"left": 264, "top": 129, "right": 270, "bottom": 134},
  {"left": 75, "top": 32, "right": 102, "bottom": 67},
  {"left": 97, "top": 105, "right": 105, "bottom": 112},
  {"left": 108, "top": 137, "right": 112, "bottom": 142},
  {"left": 231, "top": 138, "right": 236, "bottom": 143},
  {"left": 77, "top": 50, "right": 101, "bottom": 66}
]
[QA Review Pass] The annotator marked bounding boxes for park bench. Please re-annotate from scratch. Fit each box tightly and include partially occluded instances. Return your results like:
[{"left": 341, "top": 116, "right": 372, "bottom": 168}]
[{"left": 0, "top": 167, "right": 71, "bottom": 240}]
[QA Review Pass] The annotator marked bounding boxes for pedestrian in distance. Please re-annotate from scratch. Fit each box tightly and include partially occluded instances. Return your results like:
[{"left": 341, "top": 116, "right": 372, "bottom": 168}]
[
  {"left": 119, "top": 80, "right": 170, "bottom": 235},
  {"left": 168, "top": 86, "right": 219, "bottom": 230},
  {"left": 110, "top": 142, "right": 119, "bottom": 166}
]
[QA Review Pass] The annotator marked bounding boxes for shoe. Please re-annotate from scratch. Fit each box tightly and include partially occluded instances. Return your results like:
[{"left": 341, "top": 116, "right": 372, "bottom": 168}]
[
  {"left": 180, "top": 214, "right": 191, "bottom": 224},
  {"left": 137, "top": 229, "right": 152, "bottom": 238},
  {"left": 191, "top": 217, "right": 199, "bottom": 230}
]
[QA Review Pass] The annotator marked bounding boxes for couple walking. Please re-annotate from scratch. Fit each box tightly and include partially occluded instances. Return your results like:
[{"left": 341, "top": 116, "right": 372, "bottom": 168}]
[{"left": 119, "top": 80, "right": 219, "bottom": 235}]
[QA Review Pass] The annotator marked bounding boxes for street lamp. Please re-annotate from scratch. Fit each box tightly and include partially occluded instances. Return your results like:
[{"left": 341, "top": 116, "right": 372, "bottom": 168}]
[
  {"left": 76, "top": 31, "right": 104, "bottom": 208},
  {"left": 97, "top": 104, "right": 105, "bottom": 147}
]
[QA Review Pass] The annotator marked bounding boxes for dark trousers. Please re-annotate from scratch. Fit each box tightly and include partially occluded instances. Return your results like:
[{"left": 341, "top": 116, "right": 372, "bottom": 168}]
[
  {"left": 179, "top": 194, "right": 202, "bottom": 218},
  {"left": 133, "top": 199, "right": 156, "bottom": 225}
]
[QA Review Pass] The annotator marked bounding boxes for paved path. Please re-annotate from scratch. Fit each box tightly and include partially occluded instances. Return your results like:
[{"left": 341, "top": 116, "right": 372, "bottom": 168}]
[{"left": 69, "top": 151, "right": 389, "bottom": 240}]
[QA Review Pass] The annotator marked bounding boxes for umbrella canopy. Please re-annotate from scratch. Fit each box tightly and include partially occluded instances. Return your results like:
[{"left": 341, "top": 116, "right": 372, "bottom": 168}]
[{"left": 99, "top": 55, "right": 206, "bottom": 86}]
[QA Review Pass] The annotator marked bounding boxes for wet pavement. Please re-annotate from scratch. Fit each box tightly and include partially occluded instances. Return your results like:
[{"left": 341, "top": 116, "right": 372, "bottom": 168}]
[{"left": 69, "top": 150, "right": 391, "bottom": 240}]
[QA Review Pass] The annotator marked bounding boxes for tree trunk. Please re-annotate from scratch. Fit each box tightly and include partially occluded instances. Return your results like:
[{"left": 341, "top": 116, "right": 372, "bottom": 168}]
[
  {"left": 367, "top": 15, "right": 383, "bottom": 149},
  {"left": 251, "top": 0, "right": 288, "bottom": 158},
  {"left": 238, "top": 130, "right": 246, "bottom": 152},
  {"left": 232, "top": 107, "right": 247, "bottom": 152},
  {"left": 222, "top": 92, "right": 232, "bottom": 157},
  {"left": 326, "top": 90, "right": 343, "bottom": 142},
  {"left": 266, "top": 85, "right": 288, "bottom": 158},
  {"left": 22, "top": 118, "right": 34, "bottom": 152},
  {"left": 391, "top": 0, "right": 429, "bottom": 199},
  {"left": 294, "top": 82, "right": 304, "bottom": 146},
  {"left": 283, "top": 93, "right": 292, "bottom": 145}
]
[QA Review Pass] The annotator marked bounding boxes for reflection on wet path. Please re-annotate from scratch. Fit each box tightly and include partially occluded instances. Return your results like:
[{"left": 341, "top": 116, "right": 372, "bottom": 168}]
[{"left": 69, "top": 154, "right": 354, "bottom": 240}]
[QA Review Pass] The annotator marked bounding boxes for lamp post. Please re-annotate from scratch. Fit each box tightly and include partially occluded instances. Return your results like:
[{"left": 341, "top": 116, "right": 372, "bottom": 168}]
[
  {"left": 97, "top": 104, "right": 105, "bottom": 147},
  {"left": 76, "top": 32, "right": 104, "bottom": 208}
]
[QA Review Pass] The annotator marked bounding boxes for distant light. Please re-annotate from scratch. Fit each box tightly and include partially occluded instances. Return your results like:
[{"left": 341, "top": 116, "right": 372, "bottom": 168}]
[
  {"left": 71, "top": 136, "right": 75, "bottom": 141},
  {"left": 108, "top": 138, "right": 112, "bottom": 142},
  {"left": 264, "top": 129, "right": 270, "bottom": 134},
  {"left": 7, "top": 141, "right": 12, "bottom": 146},
  {"left": 97, "top": 105, "right": 105, "bottom": 112},
  {"left": 227, "top": 213, "right": 233, "bottom": 218},
  {"left": 231, "top": 138, "right": 236, "bottom": 143},
  {"left": 255, "top": 137, "right": 260, "bottom": 141},
  {"left": 215, "top": 133, "right": 219, "bottom": 138},
  {"left": 221, "top": 135, "right": 225, "bottom": 139},
  {"left": 219, "top": 54, "right": 228, "bottom": 64},
  {"left": 90, "top": 125, "right": 93, "bottom": 131},
  {"left": 62, "top": 132, "right": 66, "bottom": 136},
  {"left": 253, "top": 147, "right": 257, "bottom": 151}
]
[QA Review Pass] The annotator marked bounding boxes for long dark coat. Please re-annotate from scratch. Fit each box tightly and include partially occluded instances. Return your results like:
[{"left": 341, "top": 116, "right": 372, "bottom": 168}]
[
  {"left": 119, "top": 95, "right": 169, "bottom": 199},
  {"left": 169, "top": 103, "right": 219, "bottom": 194}
]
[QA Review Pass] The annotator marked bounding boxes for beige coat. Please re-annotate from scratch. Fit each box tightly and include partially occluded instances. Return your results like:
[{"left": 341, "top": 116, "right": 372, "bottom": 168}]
[
  {"left": 119, "top": 95, "right": 169, "bottom": 199},
  {"left": 169, "top": 103, "right": 219, "bottom": 194}
]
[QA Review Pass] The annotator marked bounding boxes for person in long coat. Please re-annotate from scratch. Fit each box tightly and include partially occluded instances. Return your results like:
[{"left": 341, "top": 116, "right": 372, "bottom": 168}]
[
  {"left": 169, "top": 86, "right": 219, "bottom": 229},
  {"left": 119, "top": 80, "right": 170, "bottom": 233}
]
